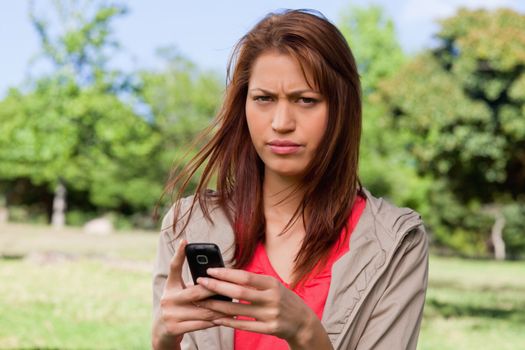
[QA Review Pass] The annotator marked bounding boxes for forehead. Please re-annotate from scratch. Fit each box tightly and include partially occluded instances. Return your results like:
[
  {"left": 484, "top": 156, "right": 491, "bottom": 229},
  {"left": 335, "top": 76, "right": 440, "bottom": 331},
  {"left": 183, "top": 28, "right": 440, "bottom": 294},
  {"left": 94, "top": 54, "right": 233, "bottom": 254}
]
[{"left": 248, "top": 51, "right": 317, "bottom": 90}]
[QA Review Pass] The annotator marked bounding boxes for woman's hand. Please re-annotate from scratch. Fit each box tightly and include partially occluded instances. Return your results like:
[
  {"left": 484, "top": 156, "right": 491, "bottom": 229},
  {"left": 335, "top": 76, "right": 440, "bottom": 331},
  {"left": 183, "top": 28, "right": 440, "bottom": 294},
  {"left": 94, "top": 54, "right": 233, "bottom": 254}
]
[
  {"left": 196, "top": 268, "right": 333, "bottom": 349},
  {"left": 152, "top": 240, "right": 227, "bottom": 349}
]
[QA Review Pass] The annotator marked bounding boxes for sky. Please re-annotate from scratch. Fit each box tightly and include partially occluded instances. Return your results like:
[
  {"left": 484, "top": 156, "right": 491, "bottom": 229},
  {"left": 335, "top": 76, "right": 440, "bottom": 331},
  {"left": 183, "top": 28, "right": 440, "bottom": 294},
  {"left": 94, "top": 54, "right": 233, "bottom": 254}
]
[{"left": 1, "top": 0, "right": 524, "bottom": 97}]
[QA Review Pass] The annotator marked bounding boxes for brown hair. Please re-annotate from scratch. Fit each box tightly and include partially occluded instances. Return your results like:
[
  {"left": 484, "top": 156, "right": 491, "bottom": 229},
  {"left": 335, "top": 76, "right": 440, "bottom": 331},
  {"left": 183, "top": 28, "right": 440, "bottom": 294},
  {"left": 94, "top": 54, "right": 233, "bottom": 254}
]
[{"left": 166, "top": 9, "right": 362, "bottom": 287}]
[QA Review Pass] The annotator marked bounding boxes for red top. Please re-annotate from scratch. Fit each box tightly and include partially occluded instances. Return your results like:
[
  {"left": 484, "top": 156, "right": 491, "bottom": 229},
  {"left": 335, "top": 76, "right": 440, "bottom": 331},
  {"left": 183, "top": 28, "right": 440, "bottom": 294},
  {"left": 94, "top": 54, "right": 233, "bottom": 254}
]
[{"left": 234, "top": 195, "right": 366, "bottom": 349}]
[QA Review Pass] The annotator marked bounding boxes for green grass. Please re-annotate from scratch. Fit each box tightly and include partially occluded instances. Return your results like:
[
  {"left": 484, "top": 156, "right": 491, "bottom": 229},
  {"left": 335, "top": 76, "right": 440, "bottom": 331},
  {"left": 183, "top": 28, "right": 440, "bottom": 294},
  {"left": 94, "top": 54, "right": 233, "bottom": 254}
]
[
  {"left": 1, "top": 223, "right": 524, "bottom": 349},
  {"left": 0, "top": 222, "right": 158, "bottom": 261},
  {"left": 420, "top": 256, "right": 525, "bottom": 350},
  {"left": 0, "top": 223, "right": 156, "bottom": 349},
  {"left": 0, "top": 260, "right": 151, "bottom": 349}
]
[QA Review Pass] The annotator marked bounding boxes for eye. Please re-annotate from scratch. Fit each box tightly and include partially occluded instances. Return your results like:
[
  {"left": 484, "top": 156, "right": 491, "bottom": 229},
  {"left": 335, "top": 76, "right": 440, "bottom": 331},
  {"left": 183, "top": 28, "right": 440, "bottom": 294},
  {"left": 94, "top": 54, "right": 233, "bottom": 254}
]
[
  {"left": 298, "top": 97, "right": 318, "bottom": 105},
  {"left": 253, "top": 95, "right": 273, "bottom": 103}
]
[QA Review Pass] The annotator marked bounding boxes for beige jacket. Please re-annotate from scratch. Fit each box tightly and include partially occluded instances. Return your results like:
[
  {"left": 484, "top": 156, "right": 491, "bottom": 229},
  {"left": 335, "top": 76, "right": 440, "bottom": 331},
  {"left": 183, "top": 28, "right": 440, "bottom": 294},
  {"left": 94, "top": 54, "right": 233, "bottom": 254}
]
[{"left": 152, "top": 189, "right": 429, "bottom": 349}]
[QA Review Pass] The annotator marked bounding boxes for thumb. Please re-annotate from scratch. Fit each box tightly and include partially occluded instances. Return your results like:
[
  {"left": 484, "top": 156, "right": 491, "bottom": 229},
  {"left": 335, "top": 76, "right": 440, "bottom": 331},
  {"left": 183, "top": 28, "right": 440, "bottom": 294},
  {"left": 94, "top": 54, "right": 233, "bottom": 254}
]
[{"left": 166, "top": 239, "right": 188, "bottom": 290}]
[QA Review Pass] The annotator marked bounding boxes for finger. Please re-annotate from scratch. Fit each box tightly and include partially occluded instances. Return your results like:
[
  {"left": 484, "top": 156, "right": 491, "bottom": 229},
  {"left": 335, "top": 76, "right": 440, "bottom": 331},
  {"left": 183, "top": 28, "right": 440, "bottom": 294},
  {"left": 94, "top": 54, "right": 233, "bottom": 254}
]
[
  {"left": 166, "top": 239, "right": 188, "bottom": 289},
  {"left": 167, "top": 320, "right": 217, "bottom": 335},
  {"left": 163, "top": 304, "right": 228, "bottom": 322},
  {"left": 164, "top": 284, "right": 216, "bottom": 305},
  {"left": 206, "top": 268, "right": 276, "bottom": 290},
  {"left": 197, "top": 277, "right": 264, "bottom": 303},
  {"left": 198, "top": 299, "right": 265, "bottom": 319},
  {"left": 212, "top": 317, "right": 274, "bottom": 335}
]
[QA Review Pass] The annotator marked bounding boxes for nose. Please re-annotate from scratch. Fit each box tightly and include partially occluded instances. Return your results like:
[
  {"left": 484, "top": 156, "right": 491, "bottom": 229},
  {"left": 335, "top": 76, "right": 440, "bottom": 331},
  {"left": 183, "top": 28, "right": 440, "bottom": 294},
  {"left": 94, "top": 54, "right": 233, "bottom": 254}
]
[{"left": 271, "top": 100, "right": 295, "bottom": 133}]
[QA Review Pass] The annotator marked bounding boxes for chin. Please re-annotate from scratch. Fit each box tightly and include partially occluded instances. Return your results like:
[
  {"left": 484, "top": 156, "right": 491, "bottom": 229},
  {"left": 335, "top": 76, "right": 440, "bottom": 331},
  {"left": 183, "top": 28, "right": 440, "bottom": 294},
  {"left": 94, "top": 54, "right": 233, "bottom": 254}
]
[
  {"left": 267, "top": 166, "right": 305, "bottom": 179},
  {"left": 261, "top": 157, "right": 310, "bottom": 179}
]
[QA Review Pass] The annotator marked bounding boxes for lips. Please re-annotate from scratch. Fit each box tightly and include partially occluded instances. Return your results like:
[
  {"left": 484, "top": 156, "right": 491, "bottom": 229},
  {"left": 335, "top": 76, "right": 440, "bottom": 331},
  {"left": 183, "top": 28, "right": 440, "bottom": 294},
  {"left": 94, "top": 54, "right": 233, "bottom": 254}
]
[
  {"left": 267, "top": 140, "right": 302, "bottom": 154},
  {"left": 268, "top": 140, "right": 300, "bottom": 147}
]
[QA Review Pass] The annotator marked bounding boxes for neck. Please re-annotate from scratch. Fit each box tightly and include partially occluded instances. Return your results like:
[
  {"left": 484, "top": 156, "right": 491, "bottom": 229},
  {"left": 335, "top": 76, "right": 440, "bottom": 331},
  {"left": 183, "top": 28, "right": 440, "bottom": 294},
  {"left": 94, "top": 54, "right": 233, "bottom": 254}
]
[
  {"left": 263, "top": 172, "right": 303, "bottom": 209},
  {"left": 262, "top": 171, "right": 305, "bottom": 234}
]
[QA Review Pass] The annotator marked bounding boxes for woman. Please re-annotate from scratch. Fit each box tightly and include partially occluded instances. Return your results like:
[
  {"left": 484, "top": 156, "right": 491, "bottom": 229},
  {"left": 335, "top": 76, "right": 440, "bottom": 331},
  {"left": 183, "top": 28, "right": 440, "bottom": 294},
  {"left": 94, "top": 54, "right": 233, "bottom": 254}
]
[{"left": 152, "top": 9, "right": 428, "bottom": 350}]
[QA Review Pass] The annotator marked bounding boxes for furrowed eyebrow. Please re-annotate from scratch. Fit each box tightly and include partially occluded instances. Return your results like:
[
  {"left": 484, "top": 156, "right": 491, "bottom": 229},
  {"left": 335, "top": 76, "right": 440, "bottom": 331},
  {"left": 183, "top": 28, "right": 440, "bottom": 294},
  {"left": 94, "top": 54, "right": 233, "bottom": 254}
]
[{"left": 248, "top": 88, "right": 320, "bottom": 97}]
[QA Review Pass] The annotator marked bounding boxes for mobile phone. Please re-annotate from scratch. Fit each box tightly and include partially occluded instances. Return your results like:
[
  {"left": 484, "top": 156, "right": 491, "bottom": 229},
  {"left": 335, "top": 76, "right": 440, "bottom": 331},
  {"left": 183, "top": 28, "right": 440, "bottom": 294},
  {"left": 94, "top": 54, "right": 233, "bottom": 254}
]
[{"left": 185, "top": 243, "right": 232, "bottom": 302}]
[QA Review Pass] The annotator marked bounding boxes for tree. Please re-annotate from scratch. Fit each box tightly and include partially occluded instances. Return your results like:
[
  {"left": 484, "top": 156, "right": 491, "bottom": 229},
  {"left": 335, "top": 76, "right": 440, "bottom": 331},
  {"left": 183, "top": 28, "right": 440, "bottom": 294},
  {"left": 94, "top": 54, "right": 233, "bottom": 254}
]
[
  {"left": 338, "top": 5, "right": 432, "bottom": 215},
  {"left": 0, "top": 78, "right": 162, "bottom": 222},
  {"left": 29, "top": 0, "right": 129, "bottom": 89},
  {"left": 378, "top": 8, "right": 525, "bottom": 258},
  {"left": 0, "top": 0, "right": 161, "bottom": 227},
  {"left": 138, "top": 48, "right": 223, "bottom": 199},
  {"left": 339, "top": 5, "right": 405, "bottom": 96}
]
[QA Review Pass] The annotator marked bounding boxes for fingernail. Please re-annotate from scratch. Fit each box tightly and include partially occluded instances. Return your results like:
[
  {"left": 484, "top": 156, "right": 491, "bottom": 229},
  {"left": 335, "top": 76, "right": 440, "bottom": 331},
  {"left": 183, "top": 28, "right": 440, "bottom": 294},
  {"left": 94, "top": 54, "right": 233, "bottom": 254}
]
[
  {"left": 212, "top": 319, "right": 223, "bottom": 325},
  {"left": 197, "top": 277, "right": 209, "bottom": 286},
  {"left": 207, "top": 268, "right": 218, "bottom": 275}
]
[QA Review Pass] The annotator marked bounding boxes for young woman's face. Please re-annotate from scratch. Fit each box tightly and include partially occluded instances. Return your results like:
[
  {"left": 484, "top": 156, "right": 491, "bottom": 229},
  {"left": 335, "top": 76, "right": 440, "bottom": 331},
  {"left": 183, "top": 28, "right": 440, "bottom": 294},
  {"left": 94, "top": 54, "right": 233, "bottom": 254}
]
[{"left": 245, "top": 51, "right": 328, "bottom": 181}]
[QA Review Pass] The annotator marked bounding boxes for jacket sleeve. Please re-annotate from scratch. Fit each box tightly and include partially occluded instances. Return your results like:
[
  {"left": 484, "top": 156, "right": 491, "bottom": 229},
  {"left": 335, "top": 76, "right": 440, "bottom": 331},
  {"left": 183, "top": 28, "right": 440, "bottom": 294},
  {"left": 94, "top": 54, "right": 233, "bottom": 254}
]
[
  {"left": 152, "top": 202, "right": 198, "bottom": 350},
  {"left": 356, "top": 227, "right": 429, "bottom": 350}
]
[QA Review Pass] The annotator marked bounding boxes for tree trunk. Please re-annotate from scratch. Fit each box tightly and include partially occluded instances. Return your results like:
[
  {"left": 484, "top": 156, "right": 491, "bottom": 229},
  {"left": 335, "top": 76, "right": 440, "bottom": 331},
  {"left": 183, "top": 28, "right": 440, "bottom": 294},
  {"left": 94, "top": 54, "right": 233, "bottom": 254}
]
[
  {"left": 491, "top": 209, "right": 506, "bottom": 261},
  {"left": 51, "top": 179, "right": 67, "bottom": 229}
]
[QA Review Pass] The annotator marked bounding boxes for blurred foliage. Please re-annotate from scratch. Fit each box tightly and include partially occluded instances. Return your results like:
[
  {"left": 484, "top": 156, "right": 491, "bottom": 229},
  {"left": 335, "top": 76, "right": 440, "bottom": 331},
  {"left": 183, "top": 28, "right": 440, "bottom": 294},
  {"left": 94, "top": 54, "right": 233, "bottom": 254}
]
[
  {"left": 138, "top": 47, "right": 223, "bottom": 199},
  {"left": 339, "top": 5, "right": 405, "bottom": 95},
  {"left": 0, "top": 0, "right": 222, "bottom": 228},
  {"left": 0, "top": 82, "right": 162, "bottom": 210},
  {"left": 0, "top": 0, "right": 162, "bottom": 226},
  {"left": 7, "top": 205, "right": 49, "bottom": 225},
  {"left": 377, "top": 8, "right": 525, "bottom": 256},
  {"left": 66, "top": 209, "right": 98, "bottom": 227},
  {"left": 503, "top": 202, "right": 525, "bottom": 259},
  {"left": 28, "top": 0, "right": 131, "bottom": 90},
  {"left": 424, "top": 181, "right": 494, "bottom": 256},
  {"left": 339, "top": 5, "right": 433, "bottom": 220}
]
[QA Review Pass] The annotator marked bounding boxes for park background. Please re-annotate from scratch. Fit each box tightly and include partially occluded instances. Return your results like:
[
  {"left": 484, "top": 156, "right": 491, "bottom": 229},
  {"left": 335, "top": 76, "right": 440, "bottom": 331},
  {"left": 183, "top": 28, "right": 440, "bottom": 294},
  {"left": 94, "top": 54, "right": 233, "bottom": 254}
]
[{"left": 0, "top": 0, "right": 524, "bottom": 348}]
